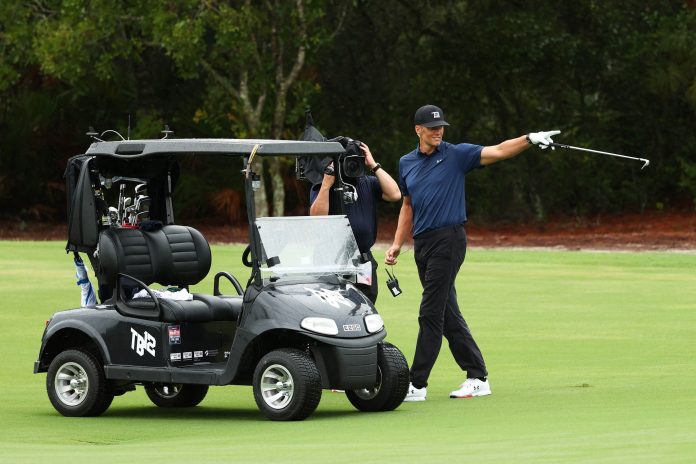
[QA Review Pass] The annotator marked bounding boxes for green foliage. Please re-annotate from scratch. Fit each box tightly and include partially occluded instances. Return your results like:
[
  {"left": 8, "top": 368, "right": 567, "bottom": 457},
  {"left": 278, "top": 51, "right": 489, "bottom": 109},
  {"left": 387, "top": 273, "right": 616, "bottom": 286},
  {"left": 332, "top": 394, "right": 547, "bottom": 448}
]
[
  {"left": 32, "top": 0, "right": 146, "bottom": 88},
  {"left": 0, "top": 0, "right": 694, "bottom": 222},
  {"left": 0, "top": 1, "right": 33, "bottom": 92},
  {"left": 312, "top": 0, "right": 696, "bottom": 221},
  {"left": 145, "top": 0, "right": 331, "bottom": 138}
]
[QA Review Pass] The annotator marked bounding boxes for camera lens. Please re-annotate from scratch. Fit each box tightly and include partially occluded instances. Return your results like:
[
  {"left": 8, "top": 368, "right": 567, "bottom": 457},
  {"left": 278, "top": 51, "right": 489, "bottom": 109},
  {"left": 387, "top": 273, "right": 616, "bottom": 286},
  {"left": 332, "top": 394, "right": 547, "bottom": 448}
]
[{"left": 342, "top": 155, "right": 365, "bottom": 178}]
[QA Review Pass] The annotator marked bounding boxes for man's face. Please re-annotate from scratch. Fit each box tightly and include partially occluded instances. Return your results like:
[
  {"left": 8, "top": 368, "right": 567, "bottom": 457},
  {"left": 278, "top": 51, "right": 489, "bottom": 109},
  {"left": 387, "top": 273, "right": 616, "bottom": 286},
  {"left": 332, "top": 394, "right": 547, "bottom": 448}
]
[{"left": 416, "top": 125, "right": 445, "bottom": 151}]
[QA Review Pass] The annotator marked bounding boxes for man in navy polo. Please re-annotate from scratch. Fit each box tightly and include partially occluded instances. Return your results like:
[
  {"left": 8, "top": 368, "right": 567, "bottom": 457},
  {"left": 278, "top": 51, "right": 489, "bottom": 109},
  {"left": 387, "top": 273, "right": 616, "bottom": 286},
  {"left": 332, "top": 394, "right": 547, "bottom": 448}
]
[
  {"left": 385, "top": 104, "right": 559, "bottom": 401},
  {"left": 310, "top": 142, "right": 401, "bottom": 303}
]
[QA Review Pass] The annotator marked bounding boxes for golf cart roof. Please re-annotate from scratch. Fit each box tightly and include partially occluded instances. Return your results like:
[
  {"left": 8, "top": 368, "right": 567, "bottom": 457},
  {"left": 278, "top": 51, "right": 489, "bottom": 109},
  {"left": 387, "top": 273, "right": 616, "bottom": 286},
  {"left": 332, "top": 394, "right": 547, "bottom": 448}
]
[
  {"left": 66, "top": 137, "right": 344, "bottom": 254},
  {"left": 85, "top": 138, "right": 345, "bottom": 158}
]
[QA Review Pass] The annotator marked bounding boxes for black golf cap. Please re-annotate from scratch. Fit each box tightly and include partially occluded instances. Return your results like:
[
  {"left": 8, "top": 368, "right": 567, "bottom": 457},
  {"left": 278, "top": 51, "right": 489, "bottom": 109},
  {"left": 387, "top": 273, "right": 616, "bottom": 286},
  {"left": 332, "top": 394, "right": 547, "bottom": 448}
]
[{"left": 414, "top": 105, "right": 450, "bottom": 128}]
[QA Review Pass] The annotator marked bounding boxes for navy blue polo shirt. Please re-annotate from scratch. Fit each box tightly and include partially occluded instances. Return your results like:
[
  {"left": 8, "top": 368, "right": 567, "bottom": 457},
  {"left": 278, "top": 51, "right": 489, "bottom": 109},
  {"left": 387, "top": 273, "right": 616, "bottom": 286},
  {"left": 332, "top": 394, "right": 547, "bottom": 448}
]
[
  {"left": 309, "top": 176, "right": 382, "bottom": 253},
  {"left": 399, "top": 141, "right": 482, "bottom": 237}
]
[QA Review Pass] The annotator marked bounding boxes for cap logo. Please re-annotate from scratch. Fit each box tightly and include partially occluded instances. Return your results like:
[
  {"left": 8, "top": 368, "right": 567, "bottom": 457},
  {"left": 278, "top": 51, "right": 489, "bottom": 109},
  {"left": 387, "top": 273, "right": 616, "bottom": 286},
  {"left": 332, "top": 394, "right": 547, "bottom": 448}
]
[{"left": 432, "top": 111, "right": 440, "bottom": 118}]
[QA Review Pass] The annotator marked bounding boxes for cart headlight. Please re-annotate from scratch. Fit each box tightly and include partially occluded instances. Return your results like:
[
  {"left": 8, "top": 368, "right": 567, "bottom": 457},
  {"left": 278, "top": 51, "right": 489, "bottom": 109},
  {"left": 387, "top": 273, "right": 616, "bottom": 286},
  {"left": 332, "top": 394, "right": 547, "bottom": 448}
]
[
  {"left": 301, "top": 317, "right": 339, "bottom": 336},
  {"left": 364, "top": 314, "right": 384, "bottom": 333}
]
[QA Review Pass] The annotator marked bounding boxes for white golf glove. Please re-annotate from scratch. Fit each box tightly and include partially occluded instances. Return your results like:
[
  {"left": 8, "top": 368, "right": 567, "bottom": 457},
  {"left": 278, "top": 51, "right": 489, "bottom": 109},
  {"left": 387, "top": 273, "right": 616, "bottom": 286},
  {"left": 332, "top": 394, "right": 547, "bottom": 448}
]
[{"left": 527, "top": 130, "right": 561, "bottom": 149}]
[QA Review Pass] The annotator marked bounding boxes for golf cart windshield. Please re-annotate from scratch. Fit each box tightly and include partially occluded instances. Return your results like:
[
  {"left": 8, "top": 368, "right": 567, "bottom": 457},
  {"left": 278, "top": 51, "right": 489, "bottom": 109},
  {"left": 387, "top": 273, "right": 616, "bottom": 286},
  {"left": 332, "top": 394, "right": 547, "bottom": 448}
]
[{"left": 256, "top": 216, "right": 361, "bottom": 277}]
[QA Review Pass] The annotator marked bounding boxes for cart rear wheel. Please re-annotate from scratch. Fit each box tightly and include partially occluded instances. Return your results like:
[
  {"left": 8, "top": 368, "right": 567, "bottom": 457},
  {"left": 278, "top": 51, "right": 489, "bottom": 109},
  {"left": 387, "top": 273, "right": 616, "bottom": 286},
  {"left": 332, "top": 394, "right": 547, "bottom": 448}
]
[
  {"left": 346, "top": 342, "right": 409, "bottom": 412},
  {"left": 253, "top": 349, "right": 322, "bottom": 421},
  {"left": 46, "top": 349, "right": 114, "bottom": 417},
  {"left": 144, "top": 383, "right": 209, "bottom": 407}
]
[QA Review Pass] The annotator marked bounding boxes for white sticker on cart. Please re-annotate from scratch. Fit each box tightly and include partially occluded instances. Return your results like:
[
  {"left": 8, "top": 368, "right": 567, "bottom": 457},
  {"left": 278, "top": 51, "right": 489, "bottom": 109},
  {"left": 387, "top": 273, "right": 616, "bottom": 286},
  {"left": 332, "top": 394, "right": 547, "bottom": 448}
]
[
  {"left": 194, "top": 351, "right": 203, "bottom": 359},
  {"left": 170, "top": 353, "right": 181, "bottom": 362},
  {"left": 183, "top": 352, "right": 193, "bottom": 360}
]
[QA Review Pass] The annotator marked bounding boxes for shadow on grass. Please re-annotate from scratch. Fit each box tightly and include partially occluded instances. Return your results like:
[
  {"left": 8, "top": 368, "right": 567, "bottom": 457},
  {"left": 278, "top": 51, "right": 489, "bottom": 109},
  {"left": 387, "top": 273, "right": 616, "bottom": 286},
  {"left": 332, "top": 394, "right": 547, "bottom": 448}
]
[{"left": 34, "top": 406, "right": 365, "bottom": 422}]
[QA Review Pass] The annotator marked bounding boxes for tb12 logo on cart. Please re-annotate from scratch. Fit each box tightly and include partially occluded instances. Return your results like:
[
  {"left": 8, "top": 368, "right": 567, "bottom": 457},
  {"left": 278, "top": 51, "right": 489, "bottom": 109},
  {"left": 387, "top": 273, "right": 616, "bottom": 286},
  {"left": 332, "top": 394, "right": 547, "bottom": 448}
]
[
  {"left": 304, "top": 288, "right": 353, "bottom": 309},
  {"left": 130, "top": 327, "right": 156, "bottom": 357}
]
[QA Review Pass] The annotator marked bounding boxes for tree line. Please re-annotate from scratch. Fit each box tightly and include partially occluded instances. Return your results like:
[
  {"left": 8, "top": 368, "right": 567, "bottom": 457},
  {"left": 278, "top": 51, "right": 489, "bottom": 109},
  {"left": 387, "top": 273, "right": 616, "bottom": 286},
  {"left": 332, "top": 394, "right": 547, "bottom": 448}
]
[{"left": 1, "top": 0, "right": 694, "bottom": 225}]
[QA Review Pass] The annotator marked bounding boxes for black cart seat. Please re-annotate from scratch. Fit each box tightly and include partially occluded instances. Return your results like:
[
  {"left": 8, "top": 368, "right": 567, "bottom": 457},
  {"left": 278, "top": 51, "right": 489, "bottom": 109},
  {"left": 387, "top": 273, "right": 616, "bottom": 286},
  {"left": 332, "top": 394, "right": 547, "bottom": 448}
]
[{"left": 98, "top": 225, "right": 242, "bottom": 322}]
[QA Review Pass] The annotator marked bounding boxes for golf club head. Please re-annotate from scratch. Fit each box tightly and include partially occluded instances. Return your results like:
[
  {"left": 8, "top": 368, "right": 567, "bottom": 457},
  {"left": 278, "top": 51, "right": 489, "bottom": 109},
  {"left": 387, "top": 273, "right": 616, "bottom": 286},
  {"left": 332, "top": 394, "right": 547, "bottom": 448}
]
[
  {"left": 135, "top": 183, "right": 147, "bottom": 194},
  {"left": 135, "top": 195, "right": 150, "bottom": 211},
  {"left": 641, "top": 159, "right": 650, "bottom": 170}
]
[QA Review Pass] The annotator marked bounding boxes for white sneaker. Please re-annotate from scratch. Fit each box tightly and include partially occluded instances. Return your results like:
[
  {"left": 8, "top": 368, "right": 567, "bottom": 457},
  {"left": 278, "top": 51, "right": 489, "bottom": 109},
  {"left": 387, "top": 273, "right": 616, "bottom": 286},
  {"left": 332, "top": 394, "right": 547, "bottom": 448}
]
[
  {"left": 403, "top": 383, "right": 427, "bottom": 402},
  {"left": 449, "top": 378, "right": 492, "bottom": 398}
]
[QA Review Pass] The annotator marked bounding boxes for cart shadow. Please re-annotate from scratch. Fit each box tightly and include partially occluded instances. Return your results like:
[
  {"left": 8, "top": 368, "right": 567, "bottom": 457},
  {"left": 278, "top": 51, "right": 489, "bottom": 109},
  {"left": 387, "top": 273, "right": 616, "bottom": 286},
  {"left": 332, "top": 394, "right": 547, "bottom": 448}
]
[
  {"left": 97, "top": 406, "right": 359, "bottom": 421},
  {"left": 33, "top": 404, "right": 406, "bottom": 422}
]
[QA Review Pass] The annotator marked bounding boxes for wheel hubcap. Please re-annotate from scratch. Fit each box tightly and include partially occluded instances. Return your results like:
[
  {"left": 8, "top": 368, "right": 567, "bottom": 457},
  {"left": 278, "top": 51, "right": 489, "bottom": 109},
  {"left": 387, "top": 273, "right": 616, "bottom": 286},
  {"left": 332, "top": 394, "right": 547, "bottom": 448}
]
[
  {"left": 260, "top": 364, "right": 294, "bottom": 409},
  {"left": 353, "top": 366, "right": 382, "bottom": 400},
  {"left": 153, "top": 383, "right": 182, "bottom": 399},
  {"left": 55, "top": 362, "right": 89, "bottom": 406}
]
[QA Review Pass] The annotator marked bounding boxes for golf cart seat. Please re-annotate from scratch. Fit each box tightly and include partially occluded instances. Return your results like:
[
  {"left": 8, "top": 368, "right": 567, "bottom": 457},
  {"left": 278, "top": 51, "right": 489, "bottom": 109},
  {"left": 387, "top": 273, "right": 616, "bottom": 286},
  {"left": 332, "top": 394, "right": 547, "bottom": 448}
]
[{"left": 98, "top": 225, "right": 243, "bottom": 322}]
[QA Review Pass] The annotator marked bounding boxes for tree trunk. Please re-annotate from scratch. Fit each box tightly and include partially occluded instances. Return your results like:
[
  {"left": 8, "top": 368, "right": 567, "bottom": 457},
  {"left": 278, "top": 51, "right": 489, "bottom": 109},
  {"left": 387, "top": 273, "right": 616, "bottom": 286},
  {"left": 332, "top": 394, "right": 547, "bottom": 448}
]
[
  {"left": 264, "top": 0, "right": 307, "bottom": 217},
  {"left": 253, "top": 157, "right": 269, "bottom": 218},
  {"left": 267, "top": 157, "right": 285, "bottom": 216}
]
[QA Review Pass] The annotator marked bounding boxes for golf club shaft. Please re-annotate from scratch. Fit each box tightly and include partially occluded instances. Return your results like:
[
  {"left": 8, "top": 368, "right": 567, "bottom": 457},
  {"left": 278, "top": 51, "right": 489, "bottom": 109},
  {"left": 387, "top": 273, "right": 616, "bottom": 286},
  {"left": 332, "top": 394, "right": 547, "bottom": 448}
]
[{"left": 549, "top": 143, "right": 650, "bottom": 169}]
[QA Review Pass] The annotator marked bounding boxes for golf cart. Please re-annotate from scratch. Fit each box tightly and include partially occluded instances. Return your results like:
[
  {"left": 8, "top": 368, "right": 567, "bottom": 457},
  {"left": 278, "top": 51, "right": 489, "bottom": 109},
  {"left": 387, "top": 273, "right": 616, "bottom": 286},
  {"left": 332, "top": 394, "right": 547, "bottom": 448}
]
[{"left": 34, "top": 136, "right": 409, "bottom": 421}]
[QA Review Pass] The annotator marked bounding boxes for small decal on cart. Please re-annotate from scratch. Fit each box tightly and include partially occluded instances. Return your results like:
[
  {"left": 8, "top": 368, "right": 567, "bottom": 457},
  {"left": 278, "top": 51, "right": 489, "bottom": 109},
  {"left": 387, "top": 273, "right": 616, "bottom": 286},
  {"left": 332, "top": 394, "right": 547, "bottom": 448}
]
[
  {"left": 170, "top": 353, "right": 181, "bottom": 362},
  {"left": 343, "top": 324, "right": 361, "bottom": 332},
  {"left": 194, "top": 351, "right": 203, "bottom": 359},
  {"left": 205, "top": 349, "right": 218, "bottom": 357},
  {"left": 183, "top": 352, "right": 193, "bottom": 360},
  {"left": 168, "top": 325, "right": 181, "bottom": 344}
]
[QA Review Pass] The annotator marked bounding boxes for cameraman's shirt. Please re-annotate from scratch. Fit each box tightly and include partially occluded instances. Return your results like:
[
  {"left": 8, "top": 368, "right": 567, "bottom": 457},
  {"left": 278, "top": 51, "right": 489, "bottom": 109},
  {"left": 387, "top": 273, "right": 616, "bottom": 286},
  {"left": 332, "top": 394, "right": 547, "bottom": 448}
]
[{"left": 309, "top": 176, "right": 382, "bottom": 253}]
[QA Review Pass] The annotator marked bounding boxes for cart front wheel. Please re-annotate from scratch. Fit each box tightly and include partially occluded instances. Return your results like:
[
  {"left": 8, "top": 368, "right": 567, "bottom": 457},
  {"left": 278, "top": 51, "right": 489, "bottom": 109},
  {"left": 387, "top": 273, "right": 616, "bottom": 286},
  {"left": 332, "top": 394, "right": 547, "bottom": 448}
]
[
  {"left": 346, "top": 342, "right": 409, "bottom": 412},
  {"left": 253, "top": 349, "right": 322, "bottom": 421}
]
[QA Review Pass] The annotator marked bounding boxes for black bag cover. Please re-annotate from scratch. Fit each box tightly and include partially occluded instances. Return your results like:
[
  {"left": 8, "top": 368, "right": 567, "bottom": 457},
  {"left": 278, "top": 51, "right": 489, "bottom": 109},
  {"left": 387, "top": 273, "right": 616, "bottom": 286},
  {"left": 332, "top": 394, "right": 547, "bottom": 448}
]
[
  {"left": 65, "top": 156, "right": 100, "bottom": 253},
  {"left": 296, "top": 111, "right": 333, "bottom": 185}
]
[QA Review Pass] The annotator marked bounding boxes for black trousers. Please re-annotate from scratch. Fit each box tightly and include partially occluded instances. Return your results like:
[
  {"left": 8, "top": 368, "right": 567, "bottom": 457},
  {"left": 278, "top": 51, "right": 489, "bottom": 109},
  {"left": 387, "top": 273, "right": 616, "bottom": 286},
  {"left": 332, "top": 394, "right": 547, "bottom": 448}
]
[{"left": 410, "top": 224, "right": 487, "bottom": 388}]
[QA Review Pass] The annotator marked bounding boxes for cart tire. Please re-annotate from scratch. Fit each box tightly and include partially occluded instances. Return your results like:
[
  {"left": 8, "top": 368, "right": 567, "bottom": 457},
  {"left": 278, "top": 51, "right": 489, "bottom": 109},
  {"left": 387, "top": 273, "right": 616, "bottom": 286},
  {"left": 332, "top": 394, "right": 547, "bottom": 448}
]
[
  {"left": 144, "top": 383, "right": 209, "bottom": 408},
  {"left": 253, "top": 348, "right": 322, "bottom": 421},
  {"left": 346, "top": 342, "right": 409, "bottom": 412},
  {"left": 46, "top": 349, "right": 114, "bottom": 417}
]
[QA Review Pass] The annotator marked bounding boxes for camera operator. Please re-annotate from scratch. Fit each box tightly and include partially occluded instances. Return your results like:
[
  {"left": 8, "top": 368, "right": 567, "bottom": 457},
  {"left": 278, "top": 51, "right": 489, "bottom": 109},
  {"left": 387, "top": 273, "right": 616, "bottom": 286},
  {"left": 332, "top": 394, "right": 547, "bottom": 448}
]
[{"left": 310, "top": 142, "right": 401, "bottom": 303}]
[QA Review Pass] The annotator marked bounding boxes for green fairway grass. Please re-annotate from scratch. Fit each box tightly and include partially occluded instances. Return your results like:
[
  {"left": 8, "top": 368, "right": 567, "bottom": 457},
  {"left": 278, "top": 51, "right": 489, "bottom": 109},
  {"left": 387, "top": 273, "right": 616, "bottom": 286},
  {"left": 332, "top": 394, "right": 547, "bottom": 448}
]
[{"left": 1, "top": 241, "right": 695, "bottom": 463}]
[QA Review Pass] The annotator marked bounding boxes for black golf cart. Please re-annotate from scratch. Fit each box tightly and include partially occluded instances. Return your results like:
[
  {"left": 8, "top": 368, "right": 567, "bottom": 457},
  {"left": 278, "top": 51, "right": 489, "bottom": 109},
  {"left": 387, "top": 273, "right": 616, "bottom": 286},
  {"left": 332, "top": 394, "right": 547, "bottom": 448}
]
[{"left": 34, "top": 137, "right": 409, "bottom": 421}]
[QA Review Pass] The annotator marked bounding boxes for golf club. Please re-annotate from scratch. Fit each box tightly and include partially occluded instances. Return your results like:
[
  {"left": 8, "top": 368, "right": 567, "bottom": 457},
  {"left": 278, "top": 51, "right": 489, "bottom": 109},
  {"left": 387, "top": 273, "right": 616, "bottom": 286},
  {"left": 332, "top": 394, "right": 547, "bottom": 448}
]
[
  {"left": 117, "top": 183, "right": 126, "bottom": 219},
  {"left": 134, "top": 195, "right": 150, "bottom": 212},
  {"left": 120, "top": 197, "right": 132, "bottom": 225},
  {"left": 124, "top": 205, "right": 137, "bottom": 225},
  {"left": 549, "top": 142, "right": 650, "bottom": 170}
]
